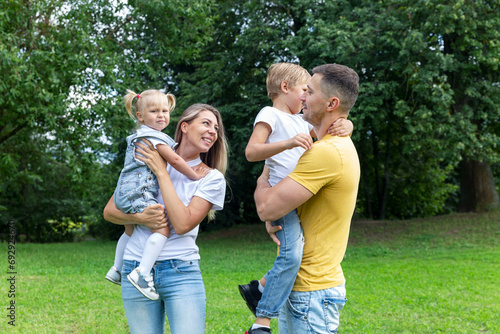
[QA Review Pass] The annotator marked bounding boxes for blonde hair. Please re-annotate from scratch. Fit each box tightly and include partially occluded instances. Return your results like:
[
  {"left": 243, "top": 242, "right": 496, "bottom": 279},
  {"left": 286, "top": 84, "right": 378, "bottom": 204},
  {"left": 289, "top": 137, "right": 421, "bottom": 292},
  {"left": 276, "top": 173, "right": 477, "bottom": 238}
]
[
  {"left": 175, "top": 104, "right": 229, "bottom": 221},
  {"left": 266, "top": 63, "right": 311, "bottom": 101},
  {"left": 124, "top": 89, "right": 176, "bottom": 126}
]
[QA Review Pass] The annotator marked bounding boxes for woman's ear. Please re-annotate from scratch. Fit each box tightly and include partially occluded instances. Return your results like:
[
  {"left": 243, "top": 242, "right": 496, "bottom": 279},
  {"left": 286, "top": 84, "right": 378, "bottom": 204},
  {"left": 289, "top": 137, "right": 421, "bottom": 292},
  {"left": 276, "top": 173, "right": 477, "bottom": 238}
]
[{"left": 181, "top": 122, "right": 189, "bottom": 133}]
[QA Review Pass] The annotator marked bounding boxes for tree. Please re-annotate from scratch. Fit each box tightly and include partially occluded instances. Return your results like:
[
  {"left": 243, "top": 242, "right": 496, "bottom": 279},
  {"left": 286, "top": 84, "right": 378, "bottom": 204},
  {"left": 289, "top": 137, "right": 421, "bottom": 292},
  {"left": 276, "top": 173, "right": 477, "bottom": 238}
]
[
  {"left": 429, "top": 0, "right": 500, "bottom": 212},
  {"left": 288, "top": 0, "right": 499, "bottom": 218},
  {"left": 0, "top": 0, "right": 217, "bottom": 241},
  {"left": 173, "top": 0, "right": 311, "bottom": 228},
  {"left": 0, "top": 0, "right": 121, "bottom": 241}
]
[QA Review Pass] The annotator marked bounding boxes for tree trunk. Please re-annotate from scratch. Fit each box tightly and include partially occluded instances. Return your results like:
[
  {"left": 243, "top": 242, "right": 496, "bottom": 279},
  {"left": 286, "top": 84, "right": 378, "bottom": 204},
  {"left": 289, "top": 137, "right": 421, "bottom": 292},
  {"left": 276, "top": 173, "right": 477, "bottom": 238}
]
[{"left": 458, "top": 160, "right": 500, "bottom": 212}]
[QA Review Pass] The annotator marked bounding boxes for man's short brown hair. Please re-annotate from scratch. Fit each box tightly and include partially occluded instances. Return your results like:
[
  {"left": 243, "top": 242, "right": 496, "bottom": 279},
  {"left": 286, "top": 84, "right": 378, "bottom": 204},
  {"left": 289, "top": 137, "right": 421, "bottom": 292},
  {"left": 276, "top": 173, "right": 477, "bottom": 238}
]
[{"left": 312, "top": 64, "right": 359, "bottom": 113}]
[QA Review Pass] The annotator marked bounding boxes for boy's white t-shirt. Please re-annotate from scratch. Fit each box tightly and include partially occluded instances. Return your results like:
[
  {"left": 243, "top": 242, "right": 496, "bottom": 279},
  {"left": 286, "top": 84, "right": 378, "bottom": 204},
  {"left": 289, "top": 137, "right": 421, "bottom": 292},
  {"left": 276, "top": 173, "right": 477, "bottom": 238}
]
[
  {"left": 254, "top": 106, "right": 313, "bottom": 187},
  {"left": 124, "top": 157, "right": 226, "bottom": 261}
]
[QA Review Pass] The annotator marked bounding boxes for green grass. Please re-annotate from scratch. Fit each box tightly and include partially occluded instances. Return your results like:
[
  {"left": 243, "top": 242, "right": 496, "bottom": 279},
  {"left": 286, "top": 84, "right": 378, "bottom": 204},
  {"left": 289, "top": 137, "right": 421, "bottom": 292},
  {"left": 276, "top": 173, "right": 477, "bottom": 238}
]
[{"left": 1, "top": 211, "right": 499, "bottom": 333}]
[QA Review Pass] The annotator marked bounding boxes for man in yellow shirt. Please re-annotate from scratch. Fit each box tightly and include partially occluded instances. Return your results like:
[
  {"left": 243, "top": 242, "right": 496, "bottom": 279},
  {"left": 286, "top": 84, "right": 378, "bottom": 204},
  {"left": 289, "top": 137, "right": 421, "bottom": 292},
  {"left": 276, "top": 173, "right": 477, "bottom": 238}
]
[{"left": 254, "top": 63, "right": 360, "bottom": 333}]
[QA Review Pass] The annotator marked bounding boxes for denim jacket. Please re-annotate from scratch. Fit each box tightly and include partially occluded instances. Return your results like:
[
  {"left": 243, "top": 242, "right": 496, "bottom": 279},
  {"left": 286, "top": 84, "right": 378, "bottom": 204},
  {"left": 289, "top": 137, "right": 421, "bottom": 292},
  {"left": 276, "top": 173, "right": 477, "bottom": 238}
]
[{"left": 114, "top": 128, "right": 176, "bottom": 213}]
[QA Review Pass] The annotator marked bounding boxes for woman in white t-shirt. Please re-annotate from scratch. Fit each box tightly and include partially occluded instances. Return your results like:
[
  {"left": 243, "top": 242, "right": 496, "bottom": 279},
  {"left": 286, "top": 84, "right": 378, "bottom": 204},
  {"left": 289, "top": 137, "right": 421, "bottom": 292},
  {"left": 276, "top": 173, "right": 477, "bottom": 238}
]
[{"left": 103, "top": 103, "right": 228, "bottom": 334}]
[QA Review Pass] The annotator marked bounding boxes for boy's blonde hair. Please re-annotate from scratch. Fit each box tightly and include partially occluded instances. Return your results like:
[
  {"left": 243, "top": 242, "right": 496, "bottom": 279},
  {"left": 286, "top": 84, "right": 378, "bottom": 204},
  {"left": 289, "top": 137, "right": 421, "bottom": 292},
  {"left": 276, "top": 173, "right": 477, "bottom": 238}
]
[
  {"left": 124, "top": 89, "right": 176, "bottom": 126},
  {"left": 266, "top": 63, "right": 311, "bottom": 101}
]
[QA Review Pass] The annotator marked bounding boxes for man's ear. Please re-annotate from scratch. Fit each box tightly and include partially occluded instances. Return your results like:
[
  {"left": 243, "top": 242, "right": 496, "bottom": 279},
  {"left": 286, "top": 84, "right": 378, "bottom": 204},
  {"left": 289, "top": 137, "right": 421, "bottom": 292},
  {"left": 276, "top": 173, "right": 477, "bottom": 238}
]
[{"left": 327, "top": 97, "right": 340, "bottom": 111}]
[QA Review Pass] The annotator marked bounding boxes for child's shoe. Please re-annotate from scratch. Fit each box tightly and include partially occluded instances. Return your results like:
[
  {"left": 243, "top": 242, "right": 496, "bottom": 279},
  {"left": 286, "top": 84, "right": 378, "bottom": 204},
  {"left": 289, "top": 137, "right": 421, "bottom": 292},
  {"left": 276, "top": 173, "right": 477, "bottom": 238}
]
[
  {"left": 127, "top": 267, "right": 159, "bottom": 301},
  {"left": 245, "top": 326, "right": 271, "bottom": 334},
  {"left": 105, "top": 266, "right": 121, "bottom": 285},
  {"left": 238, "top": 280, "right": 262, "bottom": 316}
]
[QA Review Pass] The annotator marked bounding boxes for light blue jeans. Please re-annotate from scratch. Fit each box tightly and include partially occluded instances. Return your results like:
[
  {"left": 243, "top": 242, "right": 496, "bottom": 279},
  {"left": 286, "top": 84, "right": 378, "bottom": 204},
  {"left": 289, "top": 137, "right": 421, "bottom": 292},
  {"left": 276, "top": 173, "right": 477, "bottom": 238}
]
[
  {"left": 278, "top": 284, "right": 347, "bottom": 334},
  {"left": 256, "top": 209, "right": 304, "bottom": 318},
  {"left": 121, "top": 259, "right": 206, "bottom": 334}
]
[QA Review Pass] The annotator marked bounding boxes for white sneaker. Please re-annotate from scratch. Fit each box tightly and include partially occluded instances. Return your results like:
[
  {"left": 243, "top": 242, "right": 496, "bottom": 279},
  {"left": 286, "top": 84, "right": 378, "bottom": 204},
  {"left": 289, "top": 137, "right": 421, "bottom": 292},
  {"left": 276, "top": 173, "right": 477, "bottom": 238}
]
[
  {"left": 127, "top": 268, "right": 159, "bottom": 301},
  {"left": 105, "top": 266, "right": 121, "bottom": 285}
]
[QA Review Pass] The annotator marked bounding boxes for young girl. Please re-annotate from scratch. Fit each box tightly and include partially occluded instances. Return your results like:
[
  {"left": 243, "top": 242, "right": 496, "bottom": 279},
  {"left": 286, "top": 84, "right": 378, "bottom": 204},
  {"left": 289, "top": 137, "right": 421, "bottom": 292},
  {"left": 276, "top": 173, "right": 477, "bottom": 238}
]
[{"left": 105, "top": 89, "right": 208, "bottom": 301}]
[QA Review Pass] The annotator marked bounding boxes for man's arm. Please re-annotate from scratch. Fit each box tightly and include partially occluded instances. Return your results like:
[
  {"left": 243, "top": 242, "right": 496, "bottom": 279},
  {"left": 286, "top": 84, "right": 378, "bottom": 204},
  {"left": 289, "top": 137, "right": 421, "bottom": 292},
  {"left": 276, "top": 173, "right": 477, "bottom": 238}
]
[{"left": 254, "top": 166, "right": 313, "bottom": 222}]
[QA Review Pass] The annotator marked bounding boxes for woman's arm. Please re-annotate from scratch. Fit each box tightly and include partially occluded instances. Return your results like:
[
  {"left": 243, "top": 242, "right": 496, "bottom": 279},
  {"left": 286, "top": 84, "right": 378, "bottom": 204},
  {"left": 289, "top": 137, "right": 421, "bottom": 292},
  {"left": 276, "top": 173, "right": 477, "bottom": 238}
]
[
  {"left": 135, "top": 141, "right": 214, "bottom": 235},
  {"left": 103, "top": 195, "right": 168, "bottom": 230}
]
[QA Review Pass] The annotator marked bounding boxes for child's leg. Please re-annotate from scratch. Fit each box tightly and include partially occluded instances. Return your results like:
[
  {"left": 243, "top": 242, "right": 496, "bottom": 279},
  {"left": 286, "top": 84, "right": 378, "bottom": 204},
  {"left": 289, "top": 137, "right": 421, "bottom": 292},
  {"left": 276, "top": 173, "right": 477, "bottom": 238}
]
[
  {"left": 138, "top": 227, "right": 169, "bottom": 276},
  {"left": 113, "top": 225, "right": 134, "bottom": 270},
  {"left": 256, "top": 210, "right": 304, "bottom": 319}
]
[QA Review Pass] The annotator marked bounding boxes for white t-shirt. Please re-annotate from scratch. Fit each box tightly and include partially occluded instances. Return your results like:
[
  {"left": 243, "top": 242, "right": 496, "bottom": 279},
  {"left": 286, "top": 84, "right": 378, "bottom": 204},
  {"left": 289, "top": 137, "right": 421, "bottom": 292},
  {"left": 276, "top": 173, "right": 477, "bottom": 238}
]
[
  {"left": 124, "top": 157, "right": 226, "bottom": 261},
  {"left": 254, "top": 106, "right": 313, "bottom": 186},
  {"left": 135, "top": 125, "right": 174, "bottom": 148}
]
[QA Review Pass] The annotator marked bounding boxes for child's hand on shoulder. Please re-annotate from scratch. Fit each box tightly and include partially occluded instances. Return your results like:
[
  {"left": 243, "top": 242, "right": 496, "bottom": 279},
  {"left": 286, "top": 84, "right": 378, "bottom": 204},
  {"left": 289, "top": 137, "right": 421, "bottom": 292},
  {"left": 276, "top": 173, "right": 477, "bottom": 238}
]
[
  {"left": 286, "top": 133, "right": 313, "bottom": 151},
  {"left": 328, "top": 118, "right": 353, "bottom": 137},
  {"left": 192, "top": 165, "right": 211, "bottom": 180}
]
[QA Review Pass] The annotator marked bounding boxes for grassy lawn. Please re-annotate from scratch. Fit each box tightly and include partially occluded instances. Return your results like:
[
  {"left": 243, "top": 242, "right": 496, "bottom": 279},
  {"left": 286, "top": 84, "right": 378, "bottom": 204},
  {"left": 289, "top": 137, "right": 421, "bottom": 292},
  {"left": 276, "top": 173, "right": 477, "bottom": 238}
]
[{"left": 1, "top": 211, "right": 499, "bottom": 333}]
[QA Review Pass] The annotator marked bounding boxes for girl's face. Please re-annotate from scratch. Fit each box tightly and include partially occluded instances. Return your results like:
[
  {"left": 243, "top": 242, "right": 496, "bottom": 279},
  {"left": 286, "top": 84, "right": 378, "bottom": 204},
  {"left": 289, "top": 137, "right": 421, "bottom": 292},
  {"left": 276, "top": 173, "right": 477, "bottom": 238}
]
[
  {"left": 181, "top": 110, "right": 219, "bottom": 153},
  {"left": 137, "top": 103, "right": 170, "bottom": 131}
]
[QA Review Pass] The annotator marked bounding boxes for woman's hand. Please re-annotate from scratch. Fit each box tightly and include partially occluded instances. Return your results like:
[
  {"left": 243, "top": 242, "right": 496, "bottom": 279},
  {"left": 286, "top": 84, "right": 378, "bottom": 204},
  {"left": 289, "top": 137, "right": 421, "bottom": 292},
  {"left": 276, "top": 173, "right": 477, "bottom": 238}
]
[
  {"left": 136, "top": 204, "right": 169, "bottom": 231},
  {"left": 135, "top": 139, "right": 167, "bottom": 177},
  {"left": 103, "top": 195, "right": 168, "bottom": 230}
]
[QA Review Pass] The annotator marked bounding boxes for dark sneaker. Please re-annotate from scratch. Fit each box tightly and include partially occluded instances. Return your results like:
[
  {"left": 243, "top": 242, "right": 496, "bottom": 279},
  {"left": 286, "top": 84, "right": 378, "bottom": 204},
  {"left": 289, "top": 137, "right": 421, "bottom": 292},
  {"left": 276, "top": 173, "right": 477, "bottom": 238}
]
[
  {"left": 245, "top": 326, "right": 272, "bottom": 334},
  {"left": 238, "top": 280, "right": 262, "bottom": 316}
]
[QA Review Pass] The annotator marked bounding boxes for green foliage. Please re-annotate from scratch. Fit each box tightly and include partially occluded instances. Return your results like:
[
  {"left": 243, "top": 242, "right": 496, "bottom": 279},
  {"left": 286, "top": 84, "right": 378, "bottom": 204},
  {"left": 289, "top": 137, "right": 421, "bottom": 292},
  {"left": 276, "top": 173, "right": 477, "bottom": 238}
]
[
  {"left": 0, "top": 0, "right": 217, "bottom": 241},
  {"left": 1, "top": 0, "right": 499, "bottom": 239},
  {"left": 284, "top": 0, "right": 499, "bottom": 218}
]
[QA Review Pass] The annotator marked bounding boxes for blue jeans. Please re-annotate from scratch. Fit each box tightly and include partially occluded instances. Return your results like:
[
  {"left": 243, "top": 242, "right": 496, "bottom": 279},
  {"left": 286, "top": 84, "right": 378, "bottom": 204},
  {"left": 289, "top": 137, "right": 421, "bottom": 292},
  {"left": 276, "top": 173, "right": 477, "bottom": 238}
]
[
  {"left": 256, "top": 209, "right": 304, "bottom": 318},
  {"left": 278, "top": 284, "right": 347, "bottom": 334},
  {"left": 121, "top": 259, "right": 206, "bottom": 334}
]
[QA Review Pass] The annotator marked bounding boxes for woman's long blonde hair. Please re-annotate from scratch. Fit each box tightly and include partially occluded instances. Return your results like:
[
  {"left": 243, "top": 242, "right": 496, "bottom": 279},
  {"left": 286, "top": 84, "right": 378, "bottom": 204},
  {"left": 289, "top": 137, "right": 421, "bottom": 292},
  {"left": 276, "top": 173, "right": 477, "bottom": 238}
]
[{"left": 175, "top": 104, "right": 229, "bottom": 221}]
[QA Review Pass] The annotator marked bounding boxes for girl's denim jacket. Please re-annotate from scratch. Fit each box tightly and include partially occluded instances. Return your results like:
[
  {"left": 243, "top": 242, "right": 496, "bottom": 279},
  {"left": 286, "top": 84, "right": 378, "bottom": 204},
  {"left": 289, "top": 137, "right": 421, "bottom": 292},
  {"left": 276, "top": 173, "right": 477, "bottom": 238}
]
[{"left": 113, "top": 129, "right": 176, "bottom": 213}]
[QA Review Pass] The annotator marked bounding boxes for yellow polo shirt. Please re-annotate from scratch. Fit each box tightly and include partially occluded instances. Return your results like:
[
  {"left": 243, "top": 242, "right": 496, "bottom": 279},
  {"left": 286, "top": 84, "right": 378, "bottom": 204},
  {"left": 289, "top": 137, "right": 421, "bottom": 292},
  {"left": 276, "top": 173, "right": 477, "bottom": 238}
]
[{"left": 288, "top": 134, "right": 360, "bottom": 291}]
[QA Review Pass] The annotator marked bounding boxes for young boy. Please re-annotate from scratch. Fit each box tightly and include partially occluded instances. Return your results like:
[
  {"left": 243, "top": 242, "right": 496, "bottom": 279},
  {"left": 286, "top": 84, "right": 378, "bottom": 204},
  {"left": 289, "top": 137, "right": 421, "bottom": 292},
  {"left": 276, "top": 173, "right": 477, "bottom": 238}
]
[{"left": 239, "top": 63, "right": 353, "bottom": 334}]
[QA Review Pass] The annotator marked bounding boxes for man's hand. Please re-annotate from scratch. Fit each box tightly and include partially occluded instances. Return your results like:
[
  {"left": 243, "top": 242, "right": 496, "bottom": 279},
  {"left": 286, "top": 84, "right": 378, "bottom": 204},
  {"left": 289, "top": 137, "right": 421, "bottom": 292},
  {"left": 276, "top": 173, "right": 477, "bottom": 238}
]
[{"left": 266, "top": 221, "right": 282, "bottom": 246}]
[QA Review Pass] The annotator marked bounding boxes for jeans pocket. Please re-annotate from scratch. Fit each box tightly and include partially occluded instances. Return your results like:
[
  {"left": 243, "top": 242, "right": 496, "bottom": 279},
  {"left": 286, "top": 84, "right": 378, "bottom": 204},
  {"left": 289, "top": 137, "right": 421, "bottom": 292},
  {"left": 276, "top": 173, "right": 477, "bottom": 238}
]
[
  {"left": 287, "top": 297, "right": 308, "bottom": 319},
  {"left": 173, "top": 260, "right": 201, "bottom": 274},
  {"left": 322, "top": 297, "right": 346, "bottom": 333},
  {"left": 118, "top": 172, "right": 140, "bottom": 196}
]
